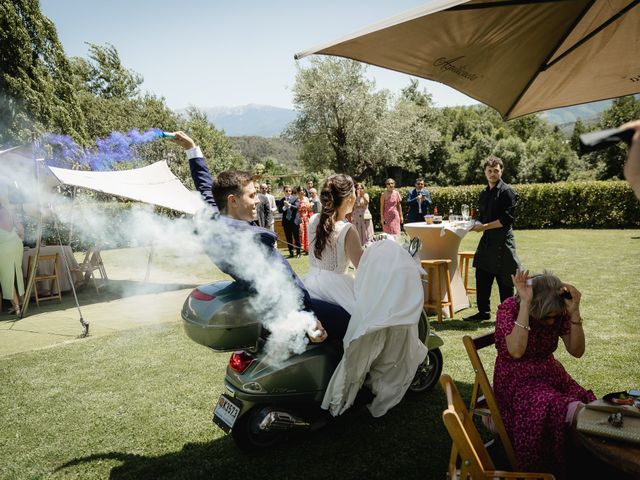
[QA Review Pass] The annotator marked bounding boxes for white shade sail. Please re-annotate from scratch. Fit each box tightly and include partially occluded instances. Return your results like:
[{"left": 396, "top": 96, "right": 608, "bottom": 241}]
[{"left": 48, "top": 161, "right": 204, "bottom": 215}]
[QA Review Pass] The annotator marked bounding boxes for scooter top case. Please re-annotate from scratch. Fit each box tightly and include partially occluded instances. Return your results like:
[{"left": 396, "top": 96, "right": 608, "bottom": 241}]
[{"left": 182, "top": 281, "right": 261, "bottom": 352}]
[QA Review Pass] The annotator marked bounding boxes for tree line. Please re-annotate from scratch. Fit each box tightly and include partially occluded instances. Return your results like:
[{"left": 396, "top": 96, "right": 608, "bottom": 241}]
[
  {"left": 0, "top": 0, "right": 241, "bottom": 191},
  {"left": 285, "top": 58, "right": 640, "bottom": 187},
  {"left": 2, "top": 1, "right": 639, "bottom": 193}
]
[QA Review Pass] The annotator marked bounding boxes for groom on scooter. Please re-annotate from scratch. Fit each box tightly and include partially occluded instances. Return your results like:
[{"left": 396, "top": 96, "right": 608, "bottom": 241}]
[{"left": 173, "top": 131, "right": 348, "bottom": 341}]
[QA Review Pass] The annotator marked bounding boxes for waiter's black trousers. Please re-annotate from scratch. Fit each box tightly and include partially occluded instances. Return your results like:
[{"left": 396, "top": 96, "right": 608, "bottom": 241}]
[
  {"left": 475, "top": 268, "right": 514, "bottom": 315},
  {"left": 282, "top": 218, "right": 301, "bottom": 256}
]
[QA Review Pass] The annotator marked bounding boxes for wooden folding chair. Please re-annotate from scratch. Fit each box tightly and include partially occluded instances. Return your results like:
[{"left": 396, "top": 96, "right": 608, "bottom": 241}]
[
  {"left": 440, "top": 374, "right": 555, "bottom": 480},
  {"left": 28, "top": 253, "right": 63, "bottom": 307},
  {"left": 462, "top": 333, "right": 518, "bottom": 470},
  {"left": 75, "top": 247, "right": 108, "bottom": 293}
]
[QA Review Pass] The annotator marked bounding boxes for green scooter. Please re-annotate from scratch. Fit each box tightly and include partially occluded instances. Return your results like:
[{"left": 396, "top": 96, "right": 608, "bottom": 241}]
[{"left": 182, "top": 240, "right": 444, "bottom": 451}]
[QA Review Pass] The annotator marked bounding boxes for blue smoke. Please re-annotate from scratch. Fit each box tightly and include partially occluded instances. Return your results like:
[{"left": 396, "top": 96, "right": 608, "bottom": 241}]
[{"left": 42, "top": 128, "right": 168, "bottom": 170}]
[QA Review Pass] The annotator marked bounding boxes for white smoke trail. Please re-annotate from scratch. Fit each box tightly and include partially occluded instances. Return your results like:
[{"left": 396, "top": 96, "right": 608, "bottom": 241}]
[
  {"left": 0, "top": 158, "right": 316, "bottom": 365},
  {"left": 192, "top": 210, "right": 318, "bottom": 366}
]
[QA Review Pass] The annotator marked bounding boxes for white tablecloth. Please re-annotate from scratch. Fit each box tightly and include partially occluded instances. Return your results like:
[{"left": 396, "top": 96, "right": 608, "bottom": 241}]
[
  {"left": 22, "top": 245, "right": 83, "bottom": 294},
  {"left": 404, "top": 221, "right": 474, "bottom": 315}
]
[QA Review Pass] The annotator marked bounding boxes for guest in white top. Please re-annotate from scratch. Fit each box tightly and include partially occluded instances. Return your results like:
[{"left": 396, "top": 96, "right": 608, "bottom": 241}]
[{"left": 260, "top": 183, "right": 277, "bottom": 231}]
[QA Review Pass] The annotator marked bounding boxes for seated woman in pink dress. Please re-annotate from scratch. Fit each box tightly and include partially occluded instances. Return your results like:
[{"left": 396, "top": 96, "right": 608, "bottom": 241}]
[
  {"left": 493, "top": 270, "right": 595, "bottom": 476},
  {"left": 380, "top": 178, "right": 402, "bottom": 235}
]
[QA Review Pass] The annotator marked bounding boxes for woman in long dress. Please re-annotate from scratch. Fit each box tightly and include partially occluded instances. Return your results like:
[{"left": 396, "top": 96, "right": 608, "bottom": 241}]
[
  {"left": 296, "top": 188, "right": 312, "bottom": 254},
  {"left": 0, "top": 202, "right": 25, "bottom": 316},
  {"left": 304, "top": 174, "right": 427, "bottom": 418},
  {"left": 380, "top": 178, "right": 402, "bottom": 235},
  {"left": 493, "top": 270, "right": 594, "bottom": 476},
  {"left": 351, "top": 183, "right": 374, "bottom": 246}
]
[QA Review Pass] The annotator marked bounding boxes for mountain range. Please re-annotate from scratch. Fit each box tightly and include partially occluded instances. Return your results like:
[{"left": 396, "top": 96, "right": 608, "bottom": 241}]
[
  {"left": 181, "top": 100, "right": 620, "bottom": 138},
  {"left": 179, "top": 104, "right": 298, "bottom": 137}
]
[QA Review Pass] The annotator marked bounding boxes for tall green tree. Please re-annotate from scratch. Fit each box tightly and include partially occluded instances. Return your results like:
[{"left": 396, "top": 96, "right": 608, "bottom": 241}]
[
  {"left": 378, "top": 83, "right": 441, "bottom": 181},
  {"left": 72, "top": 43, "right": 142, "bottom": 99},
  {"left": 0, "top": 0, "right": 86, "bottom": 145},
  {"left": 70, "top": 43, "right": 178, "bottom": 140},
  {"left": 170, "top": 107, "right": 244, "bottom": 188},
  {"left": 286, "top": 58, "right": 387, "bottom": 177}
]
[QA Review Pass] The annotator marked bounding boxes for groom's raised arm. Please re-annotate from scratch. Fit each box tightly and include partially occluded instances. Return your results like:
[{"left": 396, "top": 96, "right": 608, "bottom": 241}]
[{"left": 174, "top": 131, "right": 218, "bottom": 210}]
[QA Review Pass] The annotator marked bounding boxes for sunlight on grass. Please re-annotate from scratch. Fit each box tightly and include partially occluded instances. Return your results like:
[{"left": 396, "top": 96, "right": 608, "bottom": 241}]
[{"left": 1, "top": 230, "right": 639, "bottom": 479}]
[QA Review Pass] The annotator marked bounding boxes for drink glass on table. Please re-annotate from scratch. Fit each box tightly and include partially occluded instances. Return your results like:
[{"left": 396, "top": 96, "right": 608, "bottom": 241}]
[{"left": 461, "top": 204, "right": 470, "bottom": 221}]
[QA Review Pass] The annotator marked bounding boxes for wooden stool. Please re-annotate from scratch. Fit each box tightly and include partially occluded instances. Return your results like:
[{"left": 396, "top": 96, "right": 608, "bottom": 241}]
[
  {"left": 421, "top": 259, "right": 454, "bottom": 322},
  {"left": 27, "top": 253, "right": 62, "bottom": 307},
  {"left": 458, "top": 251, "right": 476, "bottom": 296}
]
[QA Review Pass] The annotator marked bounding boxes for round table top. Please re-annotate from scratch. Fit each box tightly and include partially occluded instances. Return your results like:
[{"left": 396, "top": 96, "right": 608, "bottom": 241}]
[
  {"left": 577, "top": 431, "right": 640, "bottom": 476},
  {"left": 404, "top": 220, "right": 476, "bottom": 228}
]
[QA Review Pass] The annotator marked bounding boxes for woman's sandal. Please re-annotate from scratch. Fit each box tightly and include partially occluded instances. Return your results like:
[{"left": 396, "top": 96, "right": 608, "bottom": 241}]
[{"left": 8, "top": 306, "right": 21, "bottom": 316}]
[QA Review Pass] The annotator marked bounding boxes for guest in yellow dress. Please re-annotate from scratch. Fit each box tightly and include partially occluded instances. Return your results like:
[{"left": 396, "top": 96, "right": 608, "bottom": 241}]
[{"left": 0, "top": 201, "right": 25, "bottom": 316}]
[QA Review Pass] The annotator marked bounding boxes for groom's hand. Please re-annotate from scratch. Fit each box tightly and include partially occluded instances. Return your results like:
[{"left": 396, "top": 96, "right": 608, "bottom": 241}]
[
  {"left": 173, "top": 131, "right": 196, "bottom": 150},
  {"left": 308, "top": 320, "right": 328, "bottom": 343}
]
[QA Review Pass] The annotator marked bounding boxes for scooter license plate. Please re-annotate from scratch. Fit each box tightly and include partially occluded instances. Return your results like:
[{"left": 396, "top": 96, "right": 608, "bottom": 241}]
[{"left": 213, "top": 394, "right": 242, "bottom": 433}]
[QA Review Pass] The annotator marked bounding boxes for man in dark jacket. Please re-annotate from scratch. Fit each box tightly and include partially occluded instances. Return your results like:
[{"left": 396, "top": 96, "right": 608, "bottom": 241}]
[
  {"left": 464, "top": 156, "right": 521, "bottom": 322},
  {"left": 405, "top": 178, "right": 433, "bottom": 223},
  {"left": 256, "top": 190, "right": 273, "bottom": 229},
  {"left": 174, "top": 131, "right": 349, "bottom": 340}
]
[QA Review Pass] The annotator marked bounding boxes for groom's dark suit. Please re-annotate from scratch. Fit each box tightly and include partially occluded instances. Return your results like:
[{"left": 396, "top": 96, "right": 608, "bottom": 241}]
[{"left": 188, "top": 156, "right": 349, "bottom": 339}]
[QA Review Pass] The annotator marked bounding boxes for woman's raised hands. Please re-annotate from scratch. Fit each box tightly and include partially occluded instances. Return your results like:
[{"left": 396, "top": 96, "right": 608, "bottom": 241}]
[{"left": 512, "top": 269, "right": 533, "bottom": 304}]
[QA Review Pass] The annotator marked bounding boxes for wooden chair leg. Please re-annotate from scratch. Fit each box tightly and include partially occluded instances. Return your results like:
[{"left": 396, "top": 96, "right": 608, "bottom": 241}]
[
  {"left": 91, "top": 273, "right": 99, "bottom": 294},
  {"left": 34, "top": 280, "right": 41, "bottom": 307},
  {"left": 53, "top": 266, "right": 62, "bottom": 303},
  {"left": 464, "top": 256, "right": 470, "bottom": 291},
  {"left": 434, "top": 265, "right": 443, "bottom": 323},
  {"left": 445, "top": 264, "right": 454, "bottom": 318}
]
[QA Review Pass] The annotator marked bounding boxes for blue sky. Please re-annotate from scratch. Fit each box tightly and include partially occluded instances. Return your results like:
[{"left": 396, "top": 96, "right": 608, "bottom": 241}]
[{"left": 40, "top": 0, "right": 477, "bottom": 110}]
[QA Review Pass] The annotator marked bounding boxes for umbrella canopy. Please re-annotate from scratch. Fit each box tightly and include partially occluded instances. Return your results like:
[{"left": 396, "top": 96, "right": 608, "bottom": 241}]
[{"left": 295, "top": 0, "right": 640, "bottom": 119}]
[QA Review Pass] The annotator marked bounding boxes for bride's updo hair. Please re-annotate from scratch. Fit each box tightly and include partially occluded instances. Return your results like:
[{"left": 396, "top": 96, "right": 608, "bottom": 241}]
[{"left": 315, "top": 174, "right": 354, "bottom": 260}]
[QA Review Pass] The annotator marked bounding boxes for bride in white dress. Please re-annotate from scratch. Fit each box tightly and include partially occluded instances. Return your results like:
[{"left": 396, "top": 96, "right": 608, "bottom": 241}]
[{"left": 304, "top": 174, "right": 427, "bottom": 418}]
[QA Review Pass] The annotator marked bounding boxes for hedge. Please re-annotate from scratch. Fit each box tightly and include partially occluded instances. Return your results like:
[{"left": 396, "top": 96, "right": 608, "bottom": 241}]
[
  {"left": 364, "top": 180, "right": 640, "bottom": 230},
  {"left": 33, "top": 180, "right": 640, "bottom": 249}
]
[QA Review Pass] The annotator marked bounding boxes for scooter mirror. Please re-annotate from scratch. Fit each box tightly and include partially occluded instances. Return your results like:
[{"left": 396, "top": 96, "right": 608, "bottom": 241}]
[{"left": 407, "top": 237, "right": 421, "bottom": 257}]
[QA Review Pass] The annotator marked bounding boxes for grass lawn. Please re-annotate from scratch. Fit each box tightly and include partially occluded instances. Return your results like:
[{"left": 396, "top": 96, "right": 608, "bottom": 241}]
[{"left": 1, "top": 230, "right": 639, "bottom": 479}]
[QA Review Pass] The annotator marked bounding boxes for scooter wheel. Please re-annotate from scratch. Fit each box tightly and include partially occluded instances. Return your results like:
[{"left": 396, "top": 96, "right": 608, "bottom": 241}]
[
  {"left": 231, "top": 407, "right": 286, "bottom": 452},
  {"left": 408, "top": 348, "right": 443, "bottom": 393}
]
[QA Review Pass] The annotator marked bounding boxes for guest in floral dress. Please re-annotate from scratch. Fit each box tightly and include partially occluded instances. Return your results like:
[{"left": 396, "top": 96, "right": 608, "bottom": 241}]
[
  {"left": 352, "top": 183, "right": 374, "bottom": 246},
  {"left": 380, "top": 178, "right": 402, "bottom": 235},
  {"left": 493, "top": 270, "right": 595, "bottom": 476},
  {"left": 296, "top": 187, "right": 312, "bottom": 255}
]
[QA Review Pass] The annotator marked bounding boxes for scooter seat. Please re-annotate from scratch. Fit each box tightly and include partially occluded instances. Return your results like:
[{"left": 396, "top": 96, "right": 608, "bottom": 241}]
[{"left": 309, "top": 298, "right": 350, "bottom": 340}]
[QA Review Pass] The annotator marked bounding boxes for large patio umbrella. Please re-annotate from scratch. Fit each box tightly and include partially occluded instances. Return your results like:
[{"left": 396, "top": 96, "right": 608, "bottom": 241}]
[{"left": 295, "top": 0, "right": 640, "bottom": 119}]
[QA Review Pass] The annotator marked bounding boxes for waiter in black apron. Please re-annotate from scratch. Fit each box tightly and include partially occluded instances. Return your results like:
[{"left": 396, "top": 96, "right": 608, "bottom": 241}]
[{"left": 464, "top": 156, "right": 521, "bottom": 322}]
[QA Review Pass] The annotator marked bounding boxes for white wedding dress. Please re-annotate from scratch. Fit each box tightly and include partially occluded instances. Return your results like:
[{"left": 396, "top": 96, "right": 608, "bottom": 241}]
[
  {"left": 304, "top": 215, "right": 356, "bottom": 313},
  {"left": 303, "top": 214, "right": 427, "bottom": 417}
]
